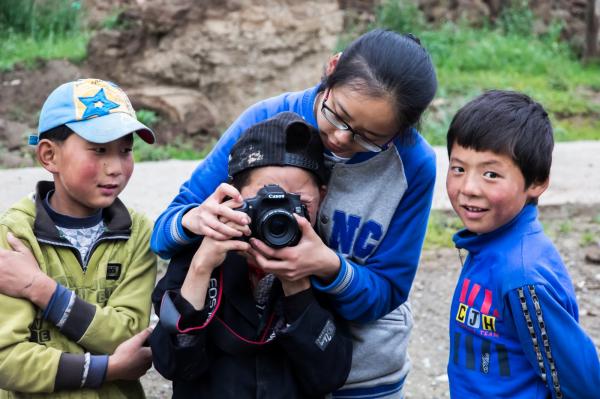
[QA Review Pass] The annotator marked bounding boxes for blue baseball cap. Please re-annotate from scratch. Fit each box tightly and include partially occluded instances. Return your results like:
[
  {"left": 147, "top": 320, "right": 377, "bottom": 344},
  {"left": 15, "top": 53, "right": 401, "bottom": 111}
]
[{"left": 31, "top": 78, "right": 155, "bottom": 145}]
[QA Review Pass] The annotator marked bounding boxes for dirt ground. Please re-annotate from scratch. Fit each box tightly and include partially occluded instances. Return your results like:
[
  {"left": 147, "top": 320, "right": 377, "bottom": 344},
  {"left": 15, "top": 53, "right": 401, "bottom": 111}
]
[{"left": 139, "top": 204, "right": 600, "bottom": 398}]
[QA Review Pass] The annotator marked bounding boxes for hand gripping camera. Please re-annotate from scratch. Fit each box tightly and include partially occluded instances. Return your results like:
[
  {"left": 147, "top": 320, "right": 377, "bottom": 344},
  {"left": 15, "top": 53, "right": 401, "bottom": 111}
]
[{"left": 235, "top": 184, "right": 308, "bottom": 248}]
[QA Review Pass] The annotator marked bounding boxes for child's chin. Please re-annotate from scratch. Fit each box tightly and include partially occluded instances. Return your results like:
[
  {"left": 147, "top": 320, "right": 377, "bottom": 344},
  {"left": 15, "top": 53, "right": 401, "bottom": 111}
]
[
  {"left": 462, "top": 220, "right": 493, "bottom": 235},
  {"left": 93, "top": 197, "right": 119, "bottom": 209}
]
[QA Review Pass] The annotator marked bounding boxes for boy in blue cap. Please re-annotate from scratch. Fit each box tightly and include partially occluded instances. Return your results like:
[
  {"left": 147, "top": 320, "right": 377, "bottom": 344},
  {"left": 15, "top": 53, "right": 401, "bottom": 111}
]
[
  {"left": 0, "top": 79, "right": 157, "bottom": 398},
  {"left": 445, "top": 90, "right": 600, "bottom": 398}
]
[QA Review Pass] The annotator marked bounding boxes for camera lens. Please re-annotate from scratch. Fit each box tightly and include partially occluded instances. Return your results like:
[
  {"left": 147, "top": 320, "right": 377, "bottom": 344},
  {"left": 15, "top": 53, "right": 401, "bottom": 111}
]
[
  {"left": 258, "top": 209, "right": 301, "bottom": 248},
  {"left": 268, "top": 215, "right": 288, "bottom": 237}
]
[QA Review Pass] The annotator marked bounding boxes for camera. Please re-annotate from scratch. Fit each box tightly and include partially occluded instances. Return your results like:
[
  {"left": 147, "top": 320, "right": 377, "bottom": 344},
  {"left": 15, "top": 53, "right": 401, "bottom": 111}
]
[{"left": 235, "top": 184, "right": 308, "bottom": 248}]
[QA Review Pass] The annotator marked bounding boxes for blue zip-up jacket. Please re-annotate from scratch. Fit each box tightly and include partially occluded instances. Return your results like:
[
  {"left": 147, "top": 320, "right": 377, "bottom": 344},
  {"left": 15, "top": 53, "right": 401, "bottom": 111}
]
[
  {"left": 448, "top": 204, "right": 600, "bottom": 399},
  {"left": 151, "top": 85, "right": 436, "bottom": 396}
]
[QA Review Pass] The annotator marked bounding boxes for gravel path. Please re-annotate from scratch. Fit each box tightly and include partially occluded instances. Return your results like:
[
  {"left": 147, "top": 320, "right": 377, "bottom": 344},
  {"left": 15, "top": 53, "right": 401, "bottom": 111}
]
[{"left": 2, "top": 141, "right": 600, "bottom": 216}]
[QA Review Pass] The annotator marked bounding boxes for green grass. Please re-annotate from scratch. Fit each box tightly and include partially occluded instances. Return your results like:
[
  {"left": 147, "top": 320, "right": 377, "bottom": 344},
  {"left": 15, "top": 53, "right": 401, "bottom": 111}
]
[
  {"left": 136, "top": 109, "right": 160, "bottom": 128},
  {"left": 424, "top": 210, "right": 463, "bottom": 250},
  {"left": 418, "top": 26, "right": 600, "bottom": 145},
  {"left": 558, "top": 221, "right": 573, "bottom": 234},
  {"left": 0, "top": 32, "right": 89, "bottom": 70},
  {"left": 0, "top": 0, "right": 88, "bottom": 70},
  {"left": 370, "top": 1, "right": 600, "bottom": 146},
  {"left": 580, "top": 231, "right": 596, "bottom": 247},
  {"left": 3, "top": 0, "right": 600, "bottom": 161},
  {"left": 133, "top": 139, "right": 210, "bottom": 162},
  {"left": 132, "top": 108, "right": 209, "bottom": 162}
]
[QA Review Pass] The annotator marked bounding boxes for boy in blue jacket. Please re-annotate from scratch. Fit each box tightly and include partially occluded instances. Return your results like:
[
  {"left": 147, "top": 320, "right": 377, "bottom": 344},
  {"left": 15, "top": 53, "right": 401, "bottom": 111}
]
[{"left": 445, "top": 90, "right": 600, "bottom": 398}]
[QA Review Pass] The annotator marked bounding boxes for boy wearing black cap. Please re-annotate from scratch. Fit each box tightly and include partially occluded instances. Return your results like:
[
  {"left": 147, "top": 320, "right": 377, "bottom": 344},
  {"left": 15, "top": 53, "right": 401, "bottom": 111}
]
[
  {"left": 149, "top": 112, "right": 352, "bottom": 398},
  {"left": 0, "top": 79, "right": 157, "bottom": 398}
]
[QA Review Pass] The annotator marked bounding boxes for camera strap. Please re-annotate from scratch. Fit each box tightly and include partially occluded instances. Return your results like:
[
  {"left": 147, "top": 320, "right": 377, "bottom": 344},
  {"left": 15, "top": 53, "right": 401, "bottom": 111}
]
[
  {"left": 211, "top": 311, "right": 278, "bottom": 355},
  {"left": 160, "top": 259, "right": 285, "bottom": 355},
  {"left": 211, "top": 266, "right": 287, "bottom": 355}
]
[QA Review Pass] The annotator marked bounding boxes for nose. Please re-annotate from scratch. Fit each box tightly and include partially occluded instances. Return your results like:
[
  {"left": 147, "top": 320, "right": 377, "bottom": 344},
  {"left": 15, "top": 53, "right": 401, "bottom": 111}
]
[
  {"left": 460, "top": 173, "right": 481, "bottom": 197},
  {"left": 103, "top": 155, "right": 123, "bottom": 176},
  {"left": 332, "top": 128, "right": 353, "bottom": 146}
]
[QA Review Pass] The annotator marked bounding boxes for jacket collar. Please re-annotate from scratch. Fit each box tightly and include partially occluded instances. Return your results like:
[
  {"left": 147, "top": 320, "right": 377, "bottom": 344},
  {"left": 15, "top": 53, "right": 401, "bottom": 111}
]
[
  {"left": 452, "top": 204, "right": 542, "bottom": 254},
  {"left": 33, "top": 181, "right": 132, "bottom": 242}
]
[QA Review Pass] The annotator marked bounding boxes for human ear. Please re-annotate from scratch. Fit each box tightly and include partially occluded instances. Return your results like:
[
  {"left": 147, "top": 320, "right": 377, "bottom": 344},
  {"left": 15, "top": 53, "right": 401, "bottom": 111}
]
[
  {"left": 325, "top": 53, "right": 342, "bottom": 76},
  {"left": 36, "top": 139, "right": 60, "bottom": 173},
  {"left": 525, "top": 178, "right": 549, "bottom": 201},
  {"left": 318, "top": 185, "right": 328, "bottom": 205}
]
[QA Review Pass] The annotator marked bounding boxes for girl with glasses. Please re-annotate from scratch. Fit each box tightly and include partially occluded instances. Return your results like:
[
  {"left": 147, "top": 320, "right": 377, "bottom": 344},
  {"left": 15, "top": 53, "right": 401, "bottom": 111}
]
[{"left": 151, "top": 28, "right": 437, "bottom": 399}]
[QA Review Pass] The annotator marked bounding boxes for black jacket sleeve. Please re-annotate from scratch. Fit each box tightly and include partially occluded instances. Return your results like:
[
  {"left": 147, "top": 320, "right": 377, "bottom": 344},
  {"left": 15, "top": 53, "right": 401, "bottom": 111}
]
[
  {"left": 150, "top": 243, "right": 213, "bottom": 381},
  {"left": 150, "top": 316, "right": 210, "bottom": 381},
  {"left": 277, "top": 290, "right": 352, "bottom": 396},
  {"left": 151, "top": 244, "right": 199, "bottom": 313}
]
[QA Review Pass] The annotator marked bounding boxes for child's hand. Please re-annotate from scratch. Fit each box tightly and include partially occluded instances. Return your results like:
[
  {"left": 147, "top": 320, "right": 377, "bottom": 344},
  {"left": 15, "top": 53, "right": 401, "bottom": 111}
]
[
  {"left": 248, "top": 214, "right": 341, "bottom": 283},
  {"left": 106, "top": 328, "right": 153, "bottom": 381},
  {"left": 0, "top": 233, "right": 56, "bottom": 307},
  {"left": 181, "top": 232, "right": 251, "bottom": 310},
  {"left": 190, "top": 233, "right": 251, "bottom": 276},
  {"left": 181, "top": 183, "right": 251, "bottom": 240}
]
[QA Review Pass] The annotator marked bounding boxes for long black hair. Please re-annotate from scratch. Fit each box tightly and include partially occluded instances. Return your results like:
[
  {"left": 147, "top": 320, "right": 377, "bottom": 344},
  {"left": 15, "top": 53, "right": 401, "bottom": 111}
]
[{"left": 321, "top": 29, "right": 438, "bottom": 142}]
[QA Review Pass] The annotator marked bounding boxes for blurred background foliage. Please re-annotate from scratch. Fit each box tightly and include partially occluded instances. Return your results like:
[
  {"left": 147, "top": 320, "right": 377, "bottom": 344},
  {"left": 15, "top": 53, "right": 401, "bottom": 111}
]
[
  {"left": 351, "top": 0, "right": 600, "bottom": 146},
  {"left": 0, "top": 0, "right": 89, "bottom": 69},
  {"left": 1, "top": 0, "right": 599, "bottom": 158},
  {"left": 2, "top": 0, "right": 598, "bottom": 245}
]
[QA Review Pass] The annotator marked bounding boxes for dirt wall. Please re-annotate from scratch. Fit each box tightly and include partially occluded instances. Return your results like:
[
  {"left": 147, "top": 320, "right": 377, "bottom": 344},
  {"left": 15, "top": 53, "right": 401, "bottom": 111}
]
[
  {"left": 86, "top": 0, "right": 344, "bottom": 144},
  {"left": 0, "top": 0, "right": 595, "bottom": 167}
]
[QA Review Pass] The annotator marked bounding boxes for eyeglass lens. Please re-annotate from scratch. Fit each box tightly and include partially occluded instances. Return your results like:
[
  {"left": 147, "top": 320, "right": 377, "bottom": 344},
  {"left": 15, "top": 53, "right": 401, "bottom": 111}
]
[{"left": 321, "top": 95, "right": 384, "bottom": 152}]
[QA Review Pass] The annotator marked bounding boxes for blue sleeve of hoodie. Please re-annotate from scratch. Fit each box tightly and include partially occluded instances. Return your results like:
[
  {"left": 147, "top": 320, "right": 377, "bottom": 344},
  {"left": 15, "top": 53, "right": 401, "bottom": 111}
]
[
  {"left": 150, "top": 103, "right": 278, "bottom": 259},
  {"left": 508, "top": 284, "right": 600, "bottom": 399},
  {"left": 313, "top": 144, "right": 436, "bottom": 322}
]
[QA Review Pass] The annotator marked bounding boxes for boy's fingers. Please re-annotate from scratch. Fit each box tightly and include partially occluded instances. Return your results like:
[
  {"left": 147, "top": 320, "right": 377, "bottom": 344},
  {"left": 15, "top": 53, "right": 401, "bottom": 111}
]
[
  {"left": 249, "top": 247, "right": 269, "bottom": 266},
  {"left": 250, "top": 238, "right": 274, "bottom": 257},
  {"left": 212, "top": 215, "right": 251, "bottom": 238},
  {"left": 214, "top": 183, "right": 243, "bottom": 203},
  {"left": 221, "top": 198, "right": 246, "bottom": 210},
  {"left": 219, "top": 206, "right": 251, "bottom": 225},
  {"left": 294, "top": 214, "right": 313, "bottom": 233},
  {"left": 204, "top": 230, "right": 229, "bottom": 241},
  {"left": 226, "top": 240, "right": 251, "bottom": 253},
  {"left": 134, "top": 327, "right": 153, "bottom": 343},
  {"left": 6, "top": 233, "right": 28, "bottom": 253},
  {"left": 208, "top": 218, "right": 244, "bottom": 237}
]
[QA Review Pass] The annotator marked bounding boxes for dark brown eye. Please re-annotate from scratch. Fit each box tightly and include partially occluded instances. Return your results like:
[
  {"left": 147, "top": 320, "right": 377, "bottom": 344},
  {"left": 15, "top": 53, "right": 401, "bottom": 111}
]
[{"left": 483, "top": 171, "right": 499, "bottom": 179}]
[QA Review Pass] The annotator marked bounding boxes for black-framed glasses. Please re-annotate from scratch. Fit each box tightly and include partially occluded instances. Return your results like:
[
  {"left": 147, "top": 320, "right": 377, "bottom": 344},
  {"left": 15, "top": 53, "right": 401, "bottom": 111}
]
[{"left": 320, "top": 88, "right": 393, "bottom": 153}]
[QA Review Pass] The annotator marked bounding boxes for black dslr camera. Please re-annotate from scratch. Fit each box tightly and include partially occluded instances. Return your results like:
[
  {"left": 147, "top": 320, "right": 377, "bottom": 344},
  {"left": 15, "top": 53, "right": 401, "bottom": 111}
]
[{"left": 235, "top": 184, "right": 308, "bottom": 248}]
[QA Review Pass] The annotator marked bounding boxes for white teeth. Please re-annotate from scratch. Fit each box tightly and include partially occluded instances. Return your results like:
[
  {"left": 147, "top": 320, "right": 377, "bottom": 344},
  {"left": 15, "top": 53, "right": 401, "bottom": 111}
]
[{"left": 464, "top": 206, "right": 484, "bottom": 212}]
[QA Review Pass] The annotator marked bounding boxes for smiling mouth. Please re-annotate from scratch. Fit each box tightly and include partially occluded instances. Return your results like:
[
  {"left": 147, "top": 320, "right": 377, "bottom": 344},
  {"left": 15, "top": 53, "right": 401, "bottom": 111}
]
[
  {"left": 98, "top": 184, "right": 119, "bottom": 189},
  {"left": 462, "top": 205, "right": 487, "bottom": 212}
]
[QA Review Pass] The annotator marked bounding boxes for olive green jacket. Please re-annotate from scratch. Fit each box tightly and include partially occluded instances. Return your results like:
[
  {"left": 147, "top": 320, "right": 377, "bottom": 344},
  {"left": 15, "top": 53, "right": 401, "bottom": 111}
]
[{"left": 0, "top": 182, "right": 157, "bottom": 398}]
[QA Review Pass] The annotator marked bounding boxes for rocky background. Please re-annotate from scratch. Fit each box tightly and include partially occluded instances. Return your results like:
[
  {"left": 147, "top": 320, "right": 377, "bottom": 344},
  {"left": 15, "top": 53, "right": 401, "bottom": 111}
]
[{"left": 0, "top": 0, "right": 596, "bottom": 167}]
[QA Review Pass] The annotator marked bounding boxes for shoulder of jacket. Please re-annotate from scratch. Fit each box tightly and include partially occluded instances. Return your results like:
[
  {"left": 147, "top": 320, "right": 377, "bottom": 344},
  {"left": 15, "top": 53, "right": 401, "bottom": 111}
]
[
  {"left": 126, "top": 208, "right": 154, "bottom": 241},
  {"left": 0, "top": 195, "right": 36, "bottom": 231}
]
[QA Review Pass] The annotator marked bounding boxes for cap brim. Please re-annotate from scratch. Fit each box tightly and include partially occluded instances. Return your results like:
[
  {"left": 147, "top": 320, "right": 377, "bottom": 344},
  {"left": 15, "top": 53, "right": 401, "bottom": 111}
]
[{"left": 66, "top": 112, "right": 155, "bottom": 144}]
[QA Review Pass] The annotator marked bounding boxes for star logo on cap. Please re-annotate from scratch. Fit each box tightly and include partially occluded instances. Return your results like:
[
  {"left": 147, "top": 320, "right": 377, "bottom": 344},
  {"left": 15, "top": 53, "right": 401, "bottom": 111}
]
[{"left": 78, "top": 88, "right": 120, "bottom": 119}]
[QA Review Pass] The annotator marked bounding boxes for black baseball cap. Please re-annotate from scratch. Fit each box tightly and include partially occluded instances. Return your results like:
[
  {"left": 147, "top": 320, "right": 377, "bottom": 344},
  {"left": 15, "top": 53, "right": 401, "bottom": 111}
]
[{"left": 228, "top": 112, "right": 328, "bottom": 184}]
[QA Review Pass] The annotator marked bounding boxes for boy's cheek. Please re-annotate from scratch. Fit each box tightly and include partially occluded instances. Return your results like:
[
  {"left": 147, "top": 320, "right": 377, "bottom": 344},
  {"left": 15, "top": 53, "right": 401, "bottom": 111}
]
[
  {"left": 445, "top": 181, "right": 459, "bottom": 207},
  {"left": 122, "top": 161, "right": 134, "bottom": 182}
]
